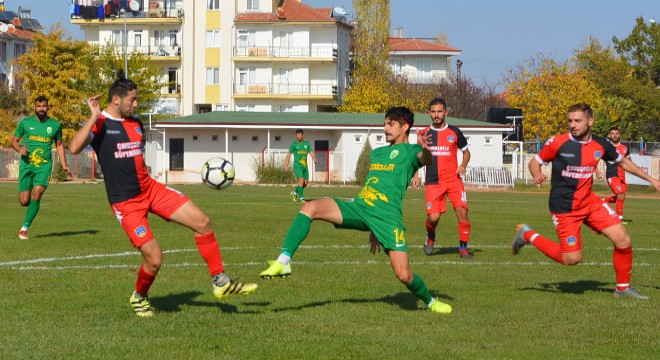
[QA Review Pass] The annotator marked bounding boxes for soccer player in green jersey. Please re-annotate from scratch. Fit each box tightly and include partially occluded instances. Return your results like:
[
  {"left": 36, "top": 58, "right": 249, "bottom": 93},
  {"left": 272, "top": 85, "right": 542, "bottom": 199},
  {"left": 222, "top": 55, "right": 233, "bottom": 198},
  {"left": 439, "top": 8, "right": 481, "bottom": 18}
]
[
  {"left": 261, "top": 106, "right": 452, "bottom": 314},
  {"left": 11, "top": 96, "right": 71, "bottom": 240},
  {"left": 285, "top": 129, "right": 316, "bottom": 202}
]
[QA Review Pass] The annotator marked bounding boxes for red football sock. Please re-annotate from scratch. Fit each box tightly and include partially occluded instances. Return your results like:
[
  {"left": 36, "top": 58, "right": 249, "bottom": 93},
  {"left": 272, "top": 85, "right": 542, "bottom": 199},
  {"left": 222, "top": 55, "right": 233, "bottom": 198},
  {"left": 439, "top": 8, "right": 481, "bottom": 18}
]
[
  {"left": 195, "top": 232, "right": 224, "bottom": 276},
  {"left": 613, "top": 246, "right": 632, "bottom": 291},
  {"left": 529, "top": 234, "right": 564, "bottom": 263},
  {"left": 615, "top": 198, "right": 624, "bottom": 218},
  {"left": 603, "top": 195, "right": 616, "bottom": 203},
  {"left": 425, "top": 219, "right": 436, "bottom": 240},
  {"left": 135, "top": 264, "right": 156, "bottom": 295},
  {"left": 458, "top": 221, "right": 470, "bottom": 242}
]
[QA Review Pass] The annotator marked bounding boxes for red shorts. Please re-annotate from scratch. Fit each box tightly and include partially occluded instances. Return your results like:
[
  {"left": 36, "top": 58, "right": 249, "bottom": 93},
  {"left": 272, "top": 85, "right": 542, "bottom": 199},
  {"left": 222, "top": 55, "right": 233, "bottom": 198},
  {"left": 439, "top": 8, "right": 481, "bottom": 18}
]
[
  {"left": 425, "top": 182, "right": 468, "bottom": 214},
  {"left": 551, "top": 195, "right": 620, "bottom": 253},
  {"left": 110, "top": 181, "right": 190, "bottom": 247},
  {"left": 607, "top": 177, "right": 626, "bottom": 195}
]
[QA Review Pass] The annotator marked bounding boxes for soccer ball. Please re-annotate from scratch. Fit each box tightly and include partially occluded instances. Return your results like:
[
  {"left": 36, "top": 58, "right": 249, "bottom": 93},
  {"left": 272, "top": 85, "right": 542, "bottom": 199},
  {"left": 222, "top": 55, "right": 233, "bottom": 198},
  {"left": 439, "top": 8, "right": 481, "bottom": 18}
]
[{"left": 201, "top": 157, "right": 235, "bottom": 189}]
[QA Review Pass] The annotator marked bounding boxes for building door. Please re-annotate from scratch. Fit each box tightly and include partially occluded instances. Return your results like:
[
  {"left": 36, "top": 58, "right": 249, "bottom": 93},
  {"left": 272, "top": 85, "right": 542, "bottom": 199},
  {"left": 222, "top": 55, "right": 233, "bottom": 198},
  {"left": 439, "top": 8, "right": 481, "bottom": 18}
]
[
  {"left": 315, "top": 140, "right": 329, "bottom": 183},
  {"left": 169, "top": 138, "right": 184, "bottom": 170}
]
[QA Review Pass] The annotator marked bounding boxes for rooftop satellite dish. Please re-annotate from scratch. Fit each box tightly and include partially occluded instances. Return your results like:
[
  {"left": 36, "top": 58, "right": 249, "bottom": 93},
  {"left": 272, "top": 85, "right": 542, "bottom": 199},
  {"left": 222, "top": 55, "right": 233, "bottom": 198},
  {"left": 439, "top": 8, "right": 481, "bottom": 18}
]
[
  {"left": 7, "top": 23, "right": 14, "bottom": 33},
  {"left": 12, "top": 17, "right": 21, "bottom": 28},
  {"left": 129, "top": 0, "right": 140, "bottom": 12},
  {"left": 333, "top": 7, "right": 347, "bottom": 16},
  {"left": 0, "top": 24, "right": 7, "bottom": 33}
]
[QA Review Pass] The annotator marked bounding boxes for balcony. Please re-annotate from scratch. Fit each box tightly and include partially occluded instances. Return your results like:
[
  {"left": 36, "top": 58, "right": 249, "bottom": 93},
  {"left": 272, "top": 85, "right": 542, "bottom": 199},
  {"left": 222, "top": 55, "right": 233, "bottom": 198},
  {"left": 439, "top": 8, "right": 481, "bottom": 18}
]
[
  {"left": 233, "top": 82, "right": 338, "bottom": 99},
  {"left": 391, "top": 70, "right": 451, "bottom": 84},
  {"left": 99, "top": 44, "right": 181, "bottom": 59},
  {"left": 70, "top": 0, "right": 183, "bottom": 23},
  {"left": 233, "top": 46, "right": 338, "bottom": 62}
]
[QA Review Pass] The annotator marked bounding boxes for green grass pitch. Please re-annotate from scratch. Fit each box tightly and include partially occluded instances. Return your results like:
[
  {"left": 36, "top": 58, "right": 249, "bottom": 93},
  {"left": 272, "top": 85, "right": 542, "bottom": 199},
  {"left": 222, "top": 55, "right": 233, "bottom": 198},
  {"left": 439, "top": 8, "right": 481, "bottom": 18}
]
[{"left": 0, "top": 182, "right": 658, "bottom": 359}]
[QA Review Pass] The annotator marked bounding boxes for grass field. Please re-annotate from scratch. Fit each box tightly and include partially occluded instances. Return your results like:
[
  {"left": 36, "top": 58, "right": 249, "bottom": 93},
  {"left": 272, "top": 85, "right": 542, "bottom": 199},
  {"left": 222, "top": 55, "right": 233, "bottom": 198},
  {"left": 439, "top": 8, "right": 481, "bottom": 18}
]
[{"left": 0, "top": 182, "right": 658, "bottom": 359}]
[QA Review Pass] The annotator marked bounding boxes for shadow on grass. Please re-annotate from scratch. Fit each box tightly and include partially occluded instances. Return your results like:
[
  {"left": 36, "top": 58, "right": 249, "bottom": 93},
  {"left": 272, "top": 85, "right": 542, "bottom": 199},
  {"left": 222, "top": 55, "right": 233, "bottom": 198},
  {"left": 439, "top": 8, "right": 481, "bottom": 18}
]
[
  {"left": 272, "top": 291, "right": 454, "bottom": 313},
  {"left": 34, "top": 229, "right": 99, "bottom": 238},
  {"left": 428, "top": 246, "right": 481, "bottom": 257},
  {"left": 150, "top": 290, "right": 260, "bottom": 314},
  {"left": 519, "top": 280, "right": 611, "bottom": 295}
]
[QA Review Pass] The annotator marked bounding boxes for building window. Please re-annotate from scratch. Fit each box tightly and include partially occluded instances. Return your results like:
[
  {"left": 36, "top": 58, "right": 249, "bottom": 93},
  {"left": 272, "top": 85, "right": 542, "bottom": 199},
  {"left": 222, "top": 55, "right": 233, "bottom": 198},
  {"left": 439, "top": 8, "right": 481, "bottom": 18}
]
[
  {"left": 232, "top": 135, "right": 239, "bottom": 143},
  {"left": 207, "top": 0, "right": 220, "bottom": 10},
  {"left": 211, "top": 135, "right": 219, "bottom": 142},
  {"left": 375, "top": 135, "right": 384, "bottom": 144},
  {"left": 14, "top": 43, "right": 26, "bottom": 57},
  {"left": 206, "top": 68, "right": 220, "bottom": 84},
  {"left": 206, "top": 30, "right": 220, "bottom": 47},
  {"left": 252, "top": 135, "right": 259, "bottom": 142},
  {"left": 274, "top": 136, "right": 282, "bottom": 142},
  {"left": 247, "top": 0, "right": 260, "bottom": 11},
  {"left": 169, "top": 138, "right": 184, "bottom": 171},
  {"left": 353, "top": 135, "right": 363, "bottom": 144},
  {"left": 236, "top": 105, "right": 255, "bottom": 112},
  {"left": 169, "top": 30, "right": 179, "bottom": 46},
  {"left": 0, "top": 42, "right": 6, "bottom": 61},
  {"left": 192, "top": 135, "right": 199, "bottom": 142},
  {"left": 484, "top": 137, "right": 493, "bottom": 146}
]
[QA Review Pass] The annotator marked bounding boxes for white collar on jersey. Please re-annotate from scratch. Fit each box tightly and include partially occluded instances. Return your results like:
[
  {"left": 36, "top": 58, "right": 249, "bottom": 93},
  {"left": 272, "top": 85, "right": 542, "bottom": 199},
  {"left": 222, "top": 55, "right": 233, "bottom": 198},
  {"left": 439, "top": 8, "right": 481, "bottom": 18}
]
[
  {"left": 568, "top": 133, "right": 592, "bottom": 144},
  {"left": 430, "top": 123, "right": 449, "bottom": 131},
  {"left": 101, "top": 110, "right": 125, "bottom": 121}
]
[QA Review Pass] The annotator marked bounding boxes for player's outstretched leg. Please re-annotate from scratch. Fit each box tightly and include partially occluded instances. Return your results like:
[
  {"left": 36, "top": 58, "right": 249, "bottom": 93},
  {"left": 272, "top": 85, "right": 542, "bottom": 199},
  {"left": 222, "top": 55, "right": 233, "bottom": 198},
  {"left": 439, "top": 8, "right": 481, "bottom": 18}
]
[
  {"left": 512, "top": 224, "right": 532, "bottom": 255},
  {"left": 212, "top": 273, "right": 258, "bottom": 299},
  {"left": 260, "top": 260, "right": 292, "bottom": 279}
]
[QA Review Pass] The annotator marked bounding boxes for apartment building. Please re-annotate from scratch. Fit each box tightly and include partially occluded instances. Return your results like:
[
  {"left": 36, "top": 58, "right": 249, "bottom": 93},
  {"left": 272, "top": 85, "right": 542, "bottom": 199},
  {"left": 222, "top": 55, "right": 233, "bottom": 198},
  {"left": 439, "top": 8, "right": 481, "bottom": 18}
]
[
  {"left": 389, "top": 34, "right": 461, "bottom": 84},
  {"left": 0, "top": 7, "right": 40, "bottom": 89}
]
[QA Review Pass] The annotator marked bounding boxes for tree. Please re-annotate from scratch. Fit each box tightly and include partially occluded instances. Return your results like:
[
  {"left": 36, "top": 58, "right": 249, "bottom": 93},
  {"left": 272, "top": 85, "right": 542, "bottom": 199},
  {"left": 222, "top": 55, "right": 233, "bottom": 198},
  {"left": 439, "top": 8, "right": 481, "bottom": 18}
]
[
  {"left": 613, "top": 17, "right": 660, "bottom": 86},
  {"left": 504, "top": 54, "right": 604, "bottom": 141},
  {"left": 431, "top": 76, "right": 506, "bottom": 121},
  {"left": 354, "top": 139, "right": 372, "bottom": 185},
  {"left": 0, "top": 83, "right": 29, "bottom": 146}
]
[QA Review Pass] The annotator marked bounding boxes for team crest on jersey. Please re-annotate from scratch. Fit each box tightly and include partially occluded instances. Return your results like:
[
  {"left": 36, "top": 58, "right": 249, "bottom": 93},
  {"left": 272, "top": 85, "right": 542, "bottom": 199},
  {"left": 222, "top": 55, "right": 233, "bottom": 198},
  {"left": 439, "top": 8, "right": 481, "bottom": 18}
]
[
  {"left": 594, "top": 151, "right": 602, "bottom": 160},
  {"left": 135, "top": 226, "right": 147, "bottom": 238},
  {"left": 566, "top": 236, "right": 577, "bottom": 246},
  {"left": 135, "top": 126, "right": 142, "bottom": 134},
  {"left": 390, "top": 149, "right": 399, "bottom": 159},
  {"left": 426, "top": 202, "right": 432, "bottom": 210},
  {"left": 47, "top": 127, "right": 52, "bottom": 134},
  {"left": 447, "top": 135, "right": 455, "bottom": 143}
]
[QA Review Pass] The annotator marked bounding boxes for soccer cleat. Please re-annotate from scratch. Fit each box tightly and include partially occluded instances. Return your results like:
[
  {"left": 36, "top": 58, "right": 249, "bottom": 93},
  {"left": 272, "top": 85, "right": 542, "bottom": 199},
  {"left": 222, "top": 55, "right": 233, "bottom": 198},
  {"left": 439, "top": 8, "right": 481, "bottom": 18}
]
[
  {"left": 18, "top": 229, "right": 28, "bottom": 240},
  {"left": 129, "top": 291, "right": 154, "bottom": 317},
  {"left": 613, "top": 287, "right": 648, "bottom": 299},
  {"left": 259, "top": 260, "right": 292, "bottom": 279},
  {"left": 429, "top": 299, "right": 452, "bottom": 314},
  {"left": 213, "top": 279, "right": 258, "bottom": 300},
  {"left": 423, "top": 238, "right": 434, "bottom": 256},
  {"left": 512, "top": 224, "right": 532, "bottom": 255},
  {"left": 290, "top": 191, "right": 299, "bottom": 203},
  {"left": 459, "top": 249, "right": 473, "bottom": 259}
]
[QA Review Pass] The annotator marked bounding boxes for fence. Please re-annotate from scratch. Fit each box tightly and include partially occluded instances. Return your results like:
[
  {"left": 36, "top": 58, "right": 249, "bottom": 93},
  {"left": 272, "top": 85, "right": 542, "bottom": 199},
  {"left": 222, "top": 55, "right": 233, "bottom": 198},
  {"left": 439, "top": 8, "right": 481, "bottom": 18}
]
[{"left": 0, "top": 148, "right": 102, "bottom": 180}]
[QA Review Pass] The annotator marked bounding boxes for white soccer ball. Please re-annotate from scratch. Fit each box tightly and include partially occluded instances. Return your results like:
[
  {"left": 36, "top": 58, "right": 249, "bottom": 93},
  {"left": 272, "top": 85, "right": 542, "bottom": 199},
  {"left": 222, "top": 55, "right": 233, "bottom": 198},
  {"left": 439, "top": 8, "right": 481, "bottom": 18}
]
[{"left": 201, "top": 157, "right": 235, "bottom": 189}]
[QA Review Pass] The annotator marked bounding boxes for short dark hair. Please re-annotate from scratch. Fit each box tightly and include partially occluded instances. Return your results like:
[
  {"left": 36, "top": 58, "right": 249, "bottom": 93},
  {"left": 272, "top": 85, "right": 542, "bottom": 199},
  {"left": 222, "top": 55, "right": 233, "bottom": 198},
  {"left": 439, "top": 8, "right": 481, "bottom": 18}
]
[
  {"left": 295, "top": 129, "right": 304, "bottom": 134},
  {"left": 567, "top": 103, "right": 593, "bottom": 118},
  {"left": 428, "top": 97, "right": 447, "bottom": 110},
  {"left": 108, "top": 70, "right": 138, "bottom": 103},
  {"left": 35, "top": 96, "right": 48, "bottom": 105},
  {"left": 385, "top": 106, "right": 414, "bottom": 134},
  {"left": 609, "top": 126, "right": 620, "bottom": 132}
]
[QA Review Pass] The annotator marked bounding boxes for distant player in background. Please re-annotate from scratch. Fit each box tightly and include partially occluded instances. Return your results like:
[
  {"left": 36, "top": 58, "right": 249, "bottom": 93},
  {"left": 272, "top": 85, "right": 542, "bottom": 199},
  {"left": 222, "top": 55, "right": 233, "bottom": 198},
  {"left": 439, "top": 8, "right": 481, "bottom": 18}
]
[
  {"left": 412, "top": 98, "right": 473, "bottom": 258},
  {"left": 512, "top": 104, "right": 660, "bottom": 299},
  {"left": 260, "top": 106, "right": 453, "bottom": 314},
  {"left": 11, "top": 96, "right": 71, "bottom": 240},
  {"left": 69, "top": 71, "right": 256, "bottom": 317},
  {"left": 285, "top": 129, "right": 316, "bottom": 202},
  {"left": 602, "top": 127, "right": 630, "bottom": 223}
]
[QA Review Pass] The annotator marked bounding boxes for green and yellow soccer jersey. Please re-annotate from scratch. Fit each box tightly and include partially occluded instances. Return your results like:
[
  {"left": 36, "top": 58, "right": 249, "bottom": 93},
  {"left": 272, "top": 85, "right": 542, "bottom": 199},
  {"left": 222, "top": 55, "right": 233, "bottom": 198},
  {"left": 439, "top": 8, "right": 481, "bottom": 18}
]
[
  {"left": 14, "top": 116, "right": 63, "bottom": 167},
  {"left": 289, "top": 140, "right": 312, "bottom": 167},
  {"left": 355, "top": 142, "right": 422, "bottom": 216}
]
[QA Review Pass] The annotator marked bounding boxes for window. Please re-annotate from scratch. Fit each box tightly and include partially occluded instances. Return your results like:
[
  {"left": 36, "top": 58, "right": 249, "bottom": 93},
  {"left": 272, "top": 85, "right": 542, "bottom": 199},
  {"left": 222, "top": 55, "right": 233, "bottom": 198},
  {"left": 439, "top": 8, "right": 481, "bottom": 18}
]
[
  {"left": 252, "top": 135, "right": 259, "bottom": 142},
  {"left": 206, "top": 30, "right": 220, "bottom": 47},
  {"left": 274, "top": 136, "right": 282, "bottom": 142},
  {"left": 232, "top": 135, "right": 239, "bottom": 143},
  {"left": 169, "top": 30, "right": 178, "bottom": 46},
  {"left": 207, "top": 0, "right": 220, "bottom": 10},
  {"left": 484, "top": 137, "right": 493, "bottom": 146},
  {"left": 206, "top": 68, "right": 220, "bottom": 84},
  {"left": 169, "top": 138, "right": 184, "bottom": 171},
  {"left": 168, "top": 68, "right": 178, "bottom": 94},
  {"left": 247, "top": 0, "right": 260, "bottom": 11},
  {"left": 112, "top": 30, "right": 124, "bottom": 45},
  {"left": 236, "top": 105, "right": 255, "bottom": 112},
  {"left": 375, "top": 135, "right": 385, "bottom": 144},
  {"left": 192, "top": 135, "right": 199, "bottom": 142},
  {"left": 416, "top": 60, "right": 431, "bottom": 77},
  {"left": 353, "top": 135, "right": 363, "bottom": 144},
  {"left": 0, "top": 42, "right": 6, "bottom": 61},
  {"left": 211, "top": 135, "right": 219, "bottom": 142},
  {"left": 14, "top": 43, "right": 26, "bottom": 57},
  {"left": 154, "top": 30, "right": 165, "bottom": 46},
  {"left": 134, "top": 31, "right": 142, "bottom": 48}
]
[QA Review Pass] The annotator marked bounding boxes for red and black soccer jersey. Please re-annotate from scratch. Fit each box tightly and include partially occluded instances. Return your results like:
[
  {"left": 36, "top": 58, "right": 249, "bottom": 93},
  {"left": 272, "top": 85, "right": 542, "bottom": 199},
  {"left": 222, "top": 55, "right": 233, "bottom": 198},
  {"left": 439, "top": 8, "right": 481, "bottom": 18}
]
[
  {"left": 536, "top": 133, "right": 621, "bottom": 214},
  {"left": 605, "top": 142, "right": 630, "bottom": 180},
  {"left": 90, "top": 111, "right": 154, "bottom": 204},
  {"left": 419, "top": 124, "right": 469, "bottom": 185}
]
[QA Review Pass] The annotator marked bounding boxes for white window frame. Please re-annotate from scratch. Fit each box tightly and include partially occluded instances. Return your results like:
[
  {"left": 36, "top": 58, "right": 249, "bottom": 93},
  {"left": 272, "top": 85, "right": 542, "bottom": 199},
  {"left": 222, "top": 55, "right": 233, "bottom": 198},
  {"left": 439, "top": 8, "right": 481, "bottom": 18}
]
[
  {"left": 206, "top": 30, "right": 220, "bottom": 48},
  {"left": 247, "top": 0, "right": 260, "bottom": 11},
  {"left": 207, "top": 0, "right": 220, "bottom": 10},
  {"left": 231, "top": 135, "right": 239, "bottom": 143},
  {"left": 484, "top": 136, "right": 493, "bottom": 146},
  {"left": 375, "top": 134, "right": 385, "bottom": 144},
  {"left": 353, "top": 135, "right": 363, "bottom": 144},
  {"left": 206, "top": 67, "right": 220, "bottom": 85}
]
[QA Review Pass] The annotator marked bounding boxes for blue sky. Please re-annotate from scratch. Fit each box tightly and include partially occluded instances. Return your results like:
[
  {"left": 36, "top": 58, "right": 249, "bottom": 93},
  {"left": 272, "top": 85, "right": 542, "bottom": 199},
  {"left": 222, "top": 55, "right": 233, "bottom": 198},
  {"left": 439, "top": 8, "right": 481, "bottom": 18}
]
[{"left": 14, "top": 0, "right": 660, "bottom": 90}]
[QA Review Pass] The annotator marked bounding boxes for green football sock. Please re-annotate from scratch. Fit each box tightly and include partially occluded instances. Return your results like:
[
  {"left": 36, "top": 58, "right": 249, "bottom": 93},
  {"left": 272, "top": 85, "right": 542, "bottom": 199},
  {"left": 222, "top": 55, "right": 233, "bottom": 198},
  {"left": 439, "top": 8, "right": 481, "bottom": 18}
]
[
  {"left": 281, "top": 212, "right": 312, "bottom": 257},
  {"left": 23, "top": 199, "right": 41, "bottom": 228},
  {"left": 406, "top": 273, "right": 433, "bottom": 305},
  {"left": 299, "top": 186, "right": 305, "bottom": 199}
]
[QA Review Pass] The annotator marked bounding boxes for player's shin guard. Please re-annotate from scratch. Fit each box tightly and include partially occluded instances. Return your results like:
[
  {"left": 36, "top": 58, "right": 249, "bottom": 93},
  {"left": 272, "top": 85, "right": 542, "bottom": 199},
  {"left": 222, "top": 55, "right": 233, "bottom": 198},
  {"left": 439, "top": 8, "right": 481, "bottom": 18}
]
[
  {"left": 281, "top": 212, "right": 312, "bottom": 258},
  {"left": 135, "top": 264, "right": 156, "bottom": 295},
  {"left": 23, "top": 199, "right": 40, "bottom": 228},
  {"left": 613, "top": 246, "right": 632, "bottom": 291},
  {"left": 458, "top": 221, "right": 470, "bottom": 242},
  {"left": 529, "top": 234, "right": 564, "bottom": 263},
  {"left": 425, "top": 219, "right": 436, "bottom": 239},
  {"left": 615, "top": 198, "right": 624, "bottom": 218},
  {"left": 406, "top": 273, "right": 433, "bottom": 305},
  {"left": 194, "top": 232, "right": 224, "bottom": 276}
]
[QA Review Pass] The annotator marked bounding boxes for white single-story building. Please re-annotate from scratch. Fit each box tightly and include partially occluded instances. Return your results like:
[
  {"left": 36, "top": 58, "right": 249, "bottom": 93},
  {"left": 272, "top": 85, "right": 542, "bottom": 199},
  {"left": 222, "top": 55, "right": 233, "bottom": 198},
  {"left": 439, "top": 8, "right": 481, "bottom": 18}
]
[{"left": 144, "top": 112, "right": 513, "bottom": 184}]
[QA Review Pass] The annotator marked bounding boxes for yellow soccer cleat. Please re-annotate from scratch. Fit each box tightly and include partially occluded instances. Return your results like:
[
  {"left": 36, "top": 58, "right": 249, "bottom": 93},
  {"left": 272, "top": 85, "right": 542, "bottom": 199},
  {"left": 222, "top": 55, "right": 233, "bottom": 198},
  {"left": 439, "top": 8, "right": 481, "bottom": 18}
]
[
  {"left": 213, "top": 279, "right": 258, "bottom": 300},
  {"left": 429, "top": 298, "right": 452, "bottom": 314},
  {"left": 129, "top": 291, "right": 154, "bottom": 318},
  {"left": 259, "top": 260, "right": 292, "bottom": 279}
]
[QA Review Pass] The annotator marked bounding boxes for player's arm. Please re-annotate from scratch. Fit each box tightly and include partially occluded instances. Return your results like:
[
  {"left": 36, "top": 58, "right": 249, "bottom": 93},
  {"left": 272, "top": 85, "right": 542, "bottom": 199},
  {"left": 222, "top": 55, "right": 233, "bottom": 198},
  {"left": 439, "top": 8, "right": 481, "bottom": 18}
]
[
  {"left": 529, "top": 157, "right": 548, "bottom": 185},
  {"left": 70, "top": 95, "right": 102, "bottom": 154},
  {"left": 11, "top": 135, "right": 27, "bottom": 156},
  {"left": 457, "top": 149, "right": 471, "bottom": 175},
  {"left": 416, "top": 129, "right": 433, "bottom": 166},
  {"left": 618, "top": 157, "right": 660, "bottom": 192},
  {"left": 310, "top": 150, "right": 317, "bottom": 164},
  {"left": 55, "top": 140, "right": 71, "bottom": 176},
  {"left": 284, "top": 152, "right": 292, "bottom": 171},
  {"left": 411, "top": 170, "right": 420, "bottom": 189}
]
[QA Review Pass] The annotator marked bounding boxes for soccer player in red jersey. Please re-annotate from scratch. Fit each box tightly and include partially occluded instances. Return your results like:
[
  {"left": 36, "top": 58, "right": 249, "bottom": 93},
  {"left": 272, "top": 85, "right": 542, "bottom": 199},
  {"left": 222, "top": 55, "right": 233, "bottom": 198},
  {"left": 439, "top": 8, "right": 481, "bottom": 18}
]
[
  {"left": 601, "top": 127, "right": 630, "bottom": 223},
  {"left": 512, "top": 104, "right": 660, "bottom": 299},
  {"left": 412, "top": 98, "right": 473, "bottom": 258},
  {"left": 69, "top": 71, "right": 257, "bottom": 317}
]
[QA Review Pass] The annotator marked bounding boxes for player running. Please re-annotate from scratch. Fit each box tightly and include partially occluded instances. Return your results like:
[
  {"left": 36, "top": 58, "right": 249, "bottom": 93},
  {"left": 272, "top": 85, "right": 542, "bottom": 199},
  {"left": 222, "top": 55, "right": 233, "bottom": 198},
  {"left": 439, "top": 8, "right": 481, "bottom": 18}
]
[
  {"left": 260, "top": 106, "right": 452, "bottom": 314},
  {"left": 69, "top": 71, "right": 256, "bottom": 317},
  {"left": 412, "top": 98, "right": 473, "bottom": 258},
  {"left": 285, "top": 129, "right": 316, "bottom": 202},
  {"left": 512, "top": 104, "right": 660, "bottom": 299},
  {"left": 602, "top": 127, "right": 630, "bottom": 223},
  {"left": 11, "top": 96, "right": 71, "bottom": 240}
]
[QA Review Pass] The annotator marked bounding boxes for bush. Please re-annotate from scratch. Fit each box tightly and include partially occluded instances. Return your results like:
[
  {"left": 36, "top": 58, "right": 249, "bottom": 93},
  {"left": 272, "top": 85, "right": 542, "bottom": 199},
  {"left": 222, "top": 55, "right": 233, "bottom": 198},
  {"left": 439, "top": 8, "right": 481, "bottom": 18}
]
[
  {"left": 53, "top": 161, "right": 69, "bottom": 182},
  {"left": 354, "top": 139, "right": 372, "bottom": 185},
  {"left": 252, "top": 156, "right": 296, "bottom": 184}
]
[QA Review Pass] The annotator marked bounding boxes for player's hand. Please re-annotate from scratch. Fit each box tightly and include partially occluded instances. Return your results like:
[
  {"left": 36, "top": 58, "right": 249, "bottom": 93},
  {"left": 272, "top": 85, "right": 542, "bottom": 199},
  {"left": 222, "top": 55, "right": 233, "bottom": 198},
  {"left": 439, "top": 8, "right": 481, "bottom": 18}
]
[
  {"left": 62, "top": 166, "right": 72, "bottom": 177},
  {"left": 416, "top": 130, "right": 431, "bottom": 149},
  {"left": 87, "top": 95, "right": 102, "bottom": 118},
  {"left": 19, "top": 146, "right": 28, "bottom": 156},
  {"left": 532, "top": 173, "right": 548, "bottom": 185},
  {"left": 595, "top": 170, "right": 603, "bottom": 180},
  {"left": 650, "top": 178, "right": 660, "bottom": 193},
  {"left": 411, "top": 176, "right": 419, "bottom": 189},
  {"left": 369, "top": 232, "right": 381, "bottom": 254},
  {"left": 457, "top": 165, "right": 467, "bottom": 175}
]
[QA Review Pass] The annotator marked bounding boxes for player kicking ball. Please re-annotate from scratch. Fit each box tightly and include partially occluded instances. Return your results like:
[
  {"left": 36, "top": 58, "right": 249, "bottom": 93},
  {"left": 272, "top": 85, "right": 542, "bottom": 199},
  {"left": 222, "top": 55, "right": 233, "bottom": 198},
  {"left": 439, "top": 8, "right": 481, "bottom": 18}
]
[
  {"left": 512, "top": 104, "right": 660, "bottom": 299},
  {"left": 260, "top": 106, "right": 452, "bottom": 314}
]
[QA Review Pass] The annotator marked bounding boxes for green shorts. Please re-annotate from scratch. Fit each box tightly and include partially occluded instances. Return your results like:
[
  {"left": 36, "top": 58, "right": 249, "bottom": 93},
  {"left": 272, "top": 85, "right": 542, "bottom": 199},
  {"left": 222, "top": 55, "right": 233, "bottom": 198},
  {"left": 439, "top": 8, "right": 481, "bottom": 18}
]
[
  {"left": 333, "top": 199, "right": 409, "bottom": 252},
  {"left": 18, "top": 161, "right": 52, "bottom": 192},
  {"left": 293, "top": 165, "right": 309, "bottom": 180}
]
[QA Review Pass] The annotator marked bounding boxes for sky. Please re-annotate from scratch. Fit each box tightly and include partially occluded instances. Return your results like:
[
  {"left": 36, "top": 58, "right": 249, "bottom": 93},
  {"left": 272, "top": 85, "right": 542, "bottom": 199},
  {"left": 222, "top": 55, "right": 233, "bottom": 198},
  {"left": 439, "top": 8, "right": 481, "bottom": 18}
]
[{"left": 13, "top": 0, "right": 660, "bottom": 90}]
